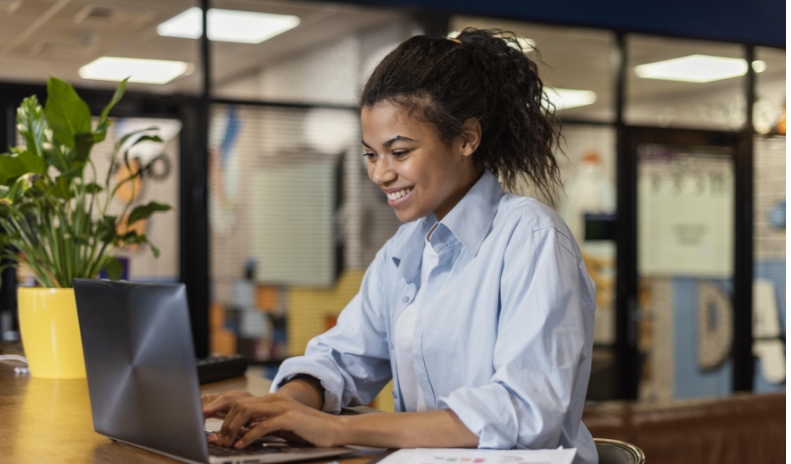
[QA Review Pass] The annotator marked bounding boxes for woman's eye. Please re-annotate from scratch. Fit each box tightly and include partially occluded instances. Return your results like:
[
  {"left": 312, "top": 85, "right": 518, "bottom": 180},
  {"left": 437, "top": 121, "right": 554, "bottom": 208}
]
[
  {"left": 393, "top": 150, "right": 410, "bottom": 157},
  {"left": 362, "top": 152, "right": 375, "bottom": 159}
]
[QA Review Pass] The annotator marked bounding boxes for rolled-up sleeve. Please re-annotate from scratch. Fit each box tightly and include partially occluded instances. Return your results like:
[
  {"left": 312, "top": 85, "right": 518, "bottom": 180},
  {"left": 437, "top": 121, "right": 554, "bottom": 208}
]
[
  {"left": 271, "top": 246, "right": 393, "bottom": 414},
  {"left": 439, "top": 226, "right": 594, "bottom": 449}
]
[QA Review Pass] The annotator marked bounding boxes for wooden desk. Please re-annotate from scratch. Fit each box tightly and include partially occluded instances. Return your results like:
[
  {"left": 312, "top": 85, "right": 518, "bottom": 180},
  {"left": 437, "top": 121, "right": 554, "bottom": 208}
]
[{"left": 0, "top": 363, "right": 378, "bottom": 464}]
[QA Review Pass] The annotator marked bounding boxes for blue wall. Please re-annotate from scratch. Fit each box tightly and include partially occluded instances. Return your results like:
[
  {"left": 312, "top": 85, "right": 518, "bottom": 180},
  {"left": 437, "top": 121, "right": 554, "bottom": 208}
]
[
  {"left": 356, "top": 0, "right": 785, "bottom": 47},
  {"left": 754, "top": 260, "right": 786, "bottom": 393},
  {"left": 673, "top": 278, "right": 733, "bottom": 399}
]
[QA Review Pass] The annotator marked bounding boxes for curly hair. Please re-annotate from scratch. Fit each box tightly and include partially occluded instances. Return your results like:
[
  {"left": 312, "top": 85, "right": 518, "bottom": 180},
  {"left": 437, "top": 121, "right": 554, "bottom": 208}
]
[{"left": 360, "top": 28, "right": 562, "bottom": 204}]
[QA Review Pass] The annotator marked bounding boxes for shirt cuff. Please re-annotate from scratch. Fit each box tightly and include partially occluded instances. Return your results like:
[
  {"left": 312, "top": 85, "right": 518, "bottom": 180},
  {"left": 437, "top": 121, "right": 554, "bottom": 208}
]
[{"left": 438, "top": 383, "right": 520, "bottom": 449}]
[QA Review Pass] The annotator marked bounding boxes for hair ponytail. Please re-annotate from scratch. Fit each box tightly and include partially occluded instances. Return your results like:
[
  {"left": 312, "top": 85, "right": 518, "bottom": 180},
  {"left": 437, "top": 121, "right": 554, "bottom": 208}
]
[{"left": 360, "top": 28, "right": 562, "bottom": 204}]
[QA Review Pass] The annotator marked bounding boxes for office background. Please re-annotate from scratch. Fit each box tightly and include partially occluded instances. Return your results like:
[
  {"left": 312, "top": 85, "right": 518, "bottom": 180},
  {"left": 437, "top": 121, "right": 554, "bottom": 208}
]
[{"left": 0, "top": 0, "right": 785, "bottom": 411}]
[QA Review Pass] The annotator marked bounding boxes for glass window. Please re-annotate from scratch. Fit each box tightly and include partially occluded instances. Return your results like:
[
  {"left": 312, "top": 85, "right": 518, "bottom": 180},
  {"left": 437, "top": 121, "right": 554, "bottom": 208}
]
[
  {"left": 451, "top": 16, "right": 616, "bottom": 122},
  {"left": 0, "top": 0, "right": 201, "bottom": 94},
  {"left": 509, "top": 123, "right": 618, "bottom": 400},
  {"left": 637, "top": 143, "right": 736, "bottom": 400},
  {"left": 753, "top": 47, "right": 785, "bottom": 135},
  {"left": 752, "top": 46, "right": 785, "bottom": 393},
  {"left": 556, "top": 125, "right": 618, "bottom": 400},
  {"left": 96, "top": 118, "right": 181, "bottom": 283},
  {"left": 626, "top": 35, "right": 746, "bottom": 130}
]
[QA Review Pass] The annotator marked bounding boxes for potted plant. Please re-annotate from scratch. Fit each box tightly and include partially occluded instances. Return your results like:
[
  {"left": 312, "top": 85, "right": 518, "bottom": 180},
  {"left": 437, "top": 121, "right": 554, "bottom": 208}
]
[{"left": 0, "top": 77, "right": 170, "bottom": 379}]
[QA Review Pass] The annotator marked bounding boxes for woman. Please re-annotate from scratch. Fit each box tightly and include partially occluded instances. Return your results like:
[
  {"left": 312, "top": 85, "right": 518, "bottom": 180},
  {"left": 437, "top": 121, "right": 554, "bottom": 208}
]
[{"left": 203, "top": 28, "right": 597, "bottom": 464}]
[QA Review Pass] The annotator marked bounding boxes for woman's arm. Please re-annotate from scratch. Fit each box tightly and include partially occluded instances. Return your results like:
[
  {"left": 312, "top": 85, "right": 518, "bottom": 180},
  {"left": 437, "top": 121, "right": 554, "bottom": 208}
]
[
  {"left": 338, "top": 409, "right": 479, "bottom": 449},
  {"left": 203, "top": 377, "right": 323, "bottom": 417},
  {"left": 209, "top": 392, "right": 478, "bottom": 449}
]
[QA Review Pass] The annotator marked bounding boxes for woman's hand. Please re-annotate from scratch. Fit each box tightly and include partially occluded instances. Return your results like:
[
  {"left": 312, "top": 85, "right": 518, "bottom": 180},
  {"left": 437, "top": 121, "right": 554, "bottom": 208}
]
[
  {"left": 201, "top": 390, "right": 254, "bottom": 419},
  {"left": 210, "top": 393, "right": 344, "bottom": 449}
]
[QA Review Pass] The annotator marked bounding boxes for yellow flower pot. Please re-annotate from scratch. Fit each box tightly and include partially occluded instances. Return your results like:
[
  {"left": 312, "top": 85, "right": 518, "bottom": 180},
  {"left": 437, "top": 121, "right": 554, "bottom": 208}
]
[{"left": 17, "top": 288, "right": 86, "bottom": 379}]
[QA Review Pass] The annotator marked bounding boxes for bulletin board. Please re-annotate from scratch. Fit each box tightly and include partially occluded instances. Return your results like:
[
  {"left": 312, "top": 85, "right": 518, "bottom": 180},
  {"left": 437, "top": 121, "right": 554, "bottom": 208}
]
[{"left": 637, "top": 145, "right": 734, "bottom": 277}]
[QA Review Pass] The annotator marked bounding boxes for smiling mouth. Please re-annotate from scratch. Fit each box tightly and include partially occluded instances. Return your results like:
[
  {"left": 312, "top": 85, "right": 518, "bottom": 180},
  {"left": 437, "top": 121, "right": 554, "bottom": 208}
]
[{"left": 386, "top": 188, "right": 413, "bottom": 201}]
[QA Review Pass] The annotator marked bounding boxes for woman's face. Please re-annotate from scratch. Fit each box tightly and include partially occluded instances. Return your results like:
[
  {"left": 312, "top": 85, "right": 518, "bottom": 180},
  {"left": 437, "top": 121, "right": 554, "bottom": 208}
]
[{"left": 361, "top": 101, "right": 481, "bottom": 223}]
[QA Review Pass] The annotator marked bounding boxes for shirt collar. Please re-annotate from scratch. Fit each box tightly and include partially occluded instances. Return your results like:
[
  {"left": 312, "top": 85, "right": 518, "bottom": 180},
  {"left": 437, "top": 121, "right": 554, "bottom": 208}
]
[{"left": 392, "top": 171, "right": 503, "bottom": 282}]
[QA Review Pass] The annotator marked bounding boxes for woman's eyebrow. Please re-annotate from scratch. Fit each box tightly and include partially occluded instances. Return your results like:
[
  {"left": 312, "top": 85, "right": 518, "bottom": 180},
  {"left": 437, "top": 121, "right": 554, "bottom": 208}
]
[{"left": 361, "top": 135, "right": 416, "bottom": 149}]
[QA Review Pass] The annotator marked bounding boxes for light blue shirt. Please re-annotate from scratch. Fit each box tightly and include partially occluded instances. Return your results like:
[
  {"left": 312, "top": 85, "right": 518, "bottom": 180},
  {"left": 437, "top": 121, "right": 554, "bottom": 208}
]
[{"left": 272, "top": 171, "right": 598, "bottom": 464}]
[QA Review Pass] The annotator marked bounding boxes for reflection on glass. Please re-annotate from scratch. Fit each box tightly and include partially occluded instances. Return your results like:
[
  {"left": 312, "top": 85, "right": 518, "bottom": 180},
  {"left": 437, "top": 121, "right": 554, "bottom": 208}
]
[
  {"left": 637, "top": 145, "right": 735, "bottom": 400},
  {"left": 626, "top": 35, "right": 746, "bottom": 130},
  {"left": 208, "top": 104, "right": 402, "bottom": 369}
]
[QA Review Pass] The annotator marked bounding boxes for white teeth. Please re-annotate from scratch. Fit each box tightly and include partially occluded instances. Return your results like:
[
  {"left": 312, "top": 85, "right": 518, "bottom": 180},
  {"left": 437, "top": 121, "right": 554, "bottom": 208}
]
[{"left": 387, "top": 188, "right": 412, "bottom": 201}]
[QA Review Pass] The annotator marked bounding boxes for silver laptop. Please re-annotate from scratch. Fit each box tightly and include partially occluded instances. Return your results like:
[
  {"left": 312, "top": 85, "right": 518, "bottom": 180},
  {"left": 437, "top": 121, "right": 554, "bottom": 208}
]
[{"left": 73, "top": 279, "right": 352, "bottom": 464}]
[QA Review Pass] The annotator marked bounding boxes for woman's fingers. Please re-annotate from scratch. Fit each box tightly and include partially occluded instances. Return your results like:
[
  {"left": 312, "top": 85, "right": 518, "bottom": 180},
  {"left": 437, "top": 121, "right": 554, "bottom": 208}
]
[
  {"left": 202, "top": 391, "right": 253, "bottom": 418},
  {"left": 234, "top": 416, "right": 289, "bottom": 448},
  {"left": 220, "top": 400, "right": 279, "bottom": 446}
]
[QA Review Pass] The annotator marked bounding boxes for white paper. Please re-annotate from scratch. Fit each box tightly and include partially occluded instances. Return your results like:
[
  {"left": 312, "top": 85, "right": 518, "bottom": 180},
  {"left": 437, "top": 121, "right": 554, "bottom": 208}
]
[{"left": 376, "top": 448, "right": 576, "bottom": 464}]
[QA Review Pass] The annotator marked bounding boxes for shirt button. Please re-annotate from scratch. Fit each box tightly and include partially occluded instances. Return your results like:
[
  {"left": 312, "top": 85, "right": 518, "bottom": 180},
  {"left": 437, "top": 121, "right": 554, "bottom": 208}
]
[{"left": 402, "top": 296, "right": 409, "bottom": 303}]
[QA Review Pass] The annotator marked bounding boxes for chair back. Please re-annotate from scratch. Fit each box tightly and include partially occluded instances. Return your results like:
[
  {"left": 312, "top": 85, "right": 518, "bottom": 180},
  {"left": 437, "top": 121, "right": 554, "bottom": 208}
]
[{"left": 594, "top": 438, "right": 646, "bottom": 464}]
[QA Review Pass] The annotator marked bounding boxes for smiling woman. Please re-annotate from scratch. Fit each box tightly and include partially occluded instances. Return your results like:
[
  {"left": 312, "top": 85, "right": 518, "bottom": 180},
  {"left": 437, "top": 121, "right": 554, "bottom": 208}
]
[{"left": 203, "top": 29, "right": 598, "bottom": 464}]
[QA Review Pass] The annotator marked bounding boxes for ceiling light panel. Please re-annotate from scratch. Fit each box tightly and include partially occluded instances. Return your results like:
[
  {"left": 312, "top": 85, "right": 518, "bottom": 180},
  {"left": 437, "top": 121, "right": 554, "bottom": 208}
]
[
  {"left": 79, "top": 57, "right": 190, "bottom": 84},
  {"left": 634, "top": 54, "right": 765, "bottom": 83},
  {"left": 544, "top": 88, "right": 597, "bottom": 110},
  {"left": 157, "top": 7, "right": 300, "bottom": 44}
]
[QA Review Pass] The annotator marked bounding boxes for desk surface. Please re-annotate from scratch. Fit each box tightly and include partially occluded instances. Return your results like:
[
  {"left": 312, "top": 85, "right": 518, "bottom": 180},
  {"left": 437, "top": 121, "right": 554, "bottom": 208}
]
[{"left": 0, "top": 361, "right": 378, "bottom": 464}]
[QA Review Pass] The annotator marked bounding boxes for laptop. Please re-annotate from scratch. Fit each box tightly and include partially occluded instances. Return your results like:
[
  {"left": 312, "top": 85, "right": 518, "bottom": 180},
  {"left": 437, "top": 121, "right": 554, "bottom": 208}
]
[{"left": 73, "top": 279, "right": 353, "bottom": 464}]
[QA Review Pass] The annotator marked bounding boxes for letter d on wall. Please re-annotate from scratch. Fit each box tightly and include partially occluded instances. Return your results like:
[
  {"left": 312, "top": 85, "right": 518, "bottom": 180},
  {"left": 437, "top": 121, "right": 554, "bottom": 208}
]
[{"left": 697, "top": 282, "right": 733, "bottom": 371}]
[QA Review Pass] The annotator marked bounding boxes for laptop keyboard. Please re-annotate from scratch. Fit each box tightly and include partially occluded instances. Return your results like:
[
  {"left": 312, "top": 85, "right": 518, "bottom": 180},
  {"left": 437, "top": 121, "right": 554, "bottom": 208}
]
[
  {"left": 206, "top": 433, "right": 303, "bottom": 457},
  {"left": 207, "top": 442, "right": 283, "bottom": 457}
]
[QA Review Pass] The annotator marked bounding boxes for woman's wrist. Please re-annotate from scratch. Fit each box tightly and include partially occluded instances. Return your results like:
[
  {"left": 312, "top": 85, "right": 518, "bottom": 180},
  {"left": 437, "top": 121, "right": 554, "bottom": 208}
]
[{"left": 277, "top": 375, "right": 325, "bottom": 410}]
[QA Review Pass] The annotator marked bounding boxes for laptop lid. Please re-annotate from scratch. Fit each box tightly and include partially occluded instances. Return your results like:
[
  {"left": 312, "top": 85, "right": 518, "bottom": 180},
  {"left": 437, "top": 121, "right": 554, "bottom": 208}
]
[{"left": 74, "top": 279, "right": 210, "bottom": 464}]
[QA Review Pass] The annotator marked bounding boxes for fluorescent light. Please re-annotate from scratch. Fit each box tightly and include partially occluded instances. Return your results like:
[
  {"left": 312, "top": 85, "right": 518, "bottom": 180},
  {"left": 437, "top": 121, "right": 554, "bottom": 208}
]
[
  {"left": 635, "top": 54, "right": 766, "bottom": 83},
  {"left": 447, "top": 30, "right": 535, "bottom": 52},
  {"left": 79, "top": 57, "right": 190, "bottom": 84},
  {"left": 157, "top": 7, "right": 299, "bottom": 44},
  {"left": 544, "top": 88, "right": 597, "bottom": 110}
]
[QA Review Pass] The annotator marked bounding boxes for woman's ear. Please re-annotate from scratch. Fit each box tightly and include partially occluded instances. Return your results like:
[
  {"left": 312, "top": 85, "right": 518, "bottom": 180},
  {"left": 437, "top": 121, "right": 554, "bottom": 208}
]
[{"left": 458, "top": 117, "right": 482, "bottom": 158}]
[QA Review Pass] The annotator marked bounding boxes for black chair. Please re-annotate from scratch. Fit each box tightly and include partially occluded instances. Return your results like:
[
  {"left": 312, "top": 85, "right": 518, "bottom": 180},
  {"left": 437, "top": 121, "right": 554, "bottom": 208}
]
[{"left": 594, "top": 438, "right": 646, "bottom": 464}]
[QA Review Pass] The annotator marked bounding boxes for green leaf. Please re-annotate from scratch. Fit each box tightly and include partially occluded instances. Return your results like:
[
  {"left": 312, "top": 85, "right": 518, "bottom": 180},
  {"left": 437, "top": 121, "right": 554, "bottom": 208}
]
[
  {"left": 59, "top": 166, "right": 83, "bottom": 178},
  {"left": 98, "top": 78, "right": 128, "bottom": 128},
  {"left": 42, "top": 142, "right": 71, "bottom": 173},
  {"left": 16, "top": 150, "right": 46, "bottom": 175},
  {"left": 98, "top": 215, "right": 117, "bottom": 242},
  {"left": 16, "top": 96, "right": 46, "bottom": 156},
  {"left": 53, "top": 175, "right": 72, "bottom": 200},
  {"left": 3, "top": 172, "right": 40, "bottom": 204},
  {"left": 84, "top": 182, "right": 102, "bottom": 194},
  {"left": 130, "top": 134, "right": 162, "bottom": 147},
  {"left": 149, "top": 241, "right": 160, "bottom": 258},
  {"left": 73, "top": 132, "right": 95, "bottom": 164},
  {"left": 0, "top": 151, "right": 46, "bottom": 186},
  {"left": 102, "top": 257, "right": 123, "bottom": 281},
  {"left": 112, "top": 127, "right": 158, "bottom": 154},
  {"left": 44, "top": 77, "right": 92, "bottom": 149},
  {"left": 0, "top": 154, "right": 26, "bottom": 180},
  {"left": 127, "top": 201, "right": 171, "bottom": 226},
  {"left": 91, "top": 130, "right": 108, "bottom": 144}
]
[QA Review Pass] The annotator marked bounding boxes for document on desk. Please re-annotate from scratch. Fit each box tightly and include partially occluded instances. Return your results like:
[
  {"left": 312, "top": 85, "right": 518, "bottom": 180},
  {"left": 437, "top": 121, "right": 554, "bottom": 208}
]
[{"left": 376, "top": 447, "right": 576, "bottom": 464}]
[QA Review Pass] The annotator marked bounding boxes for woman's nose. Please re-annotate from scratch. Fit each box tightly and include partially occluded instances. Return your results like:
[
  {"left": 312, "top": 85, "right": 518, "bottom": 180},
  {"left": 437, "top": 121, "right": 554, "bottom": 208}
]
[{"left": 371, "top": 158, "right": 396, "bottom": 185}]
